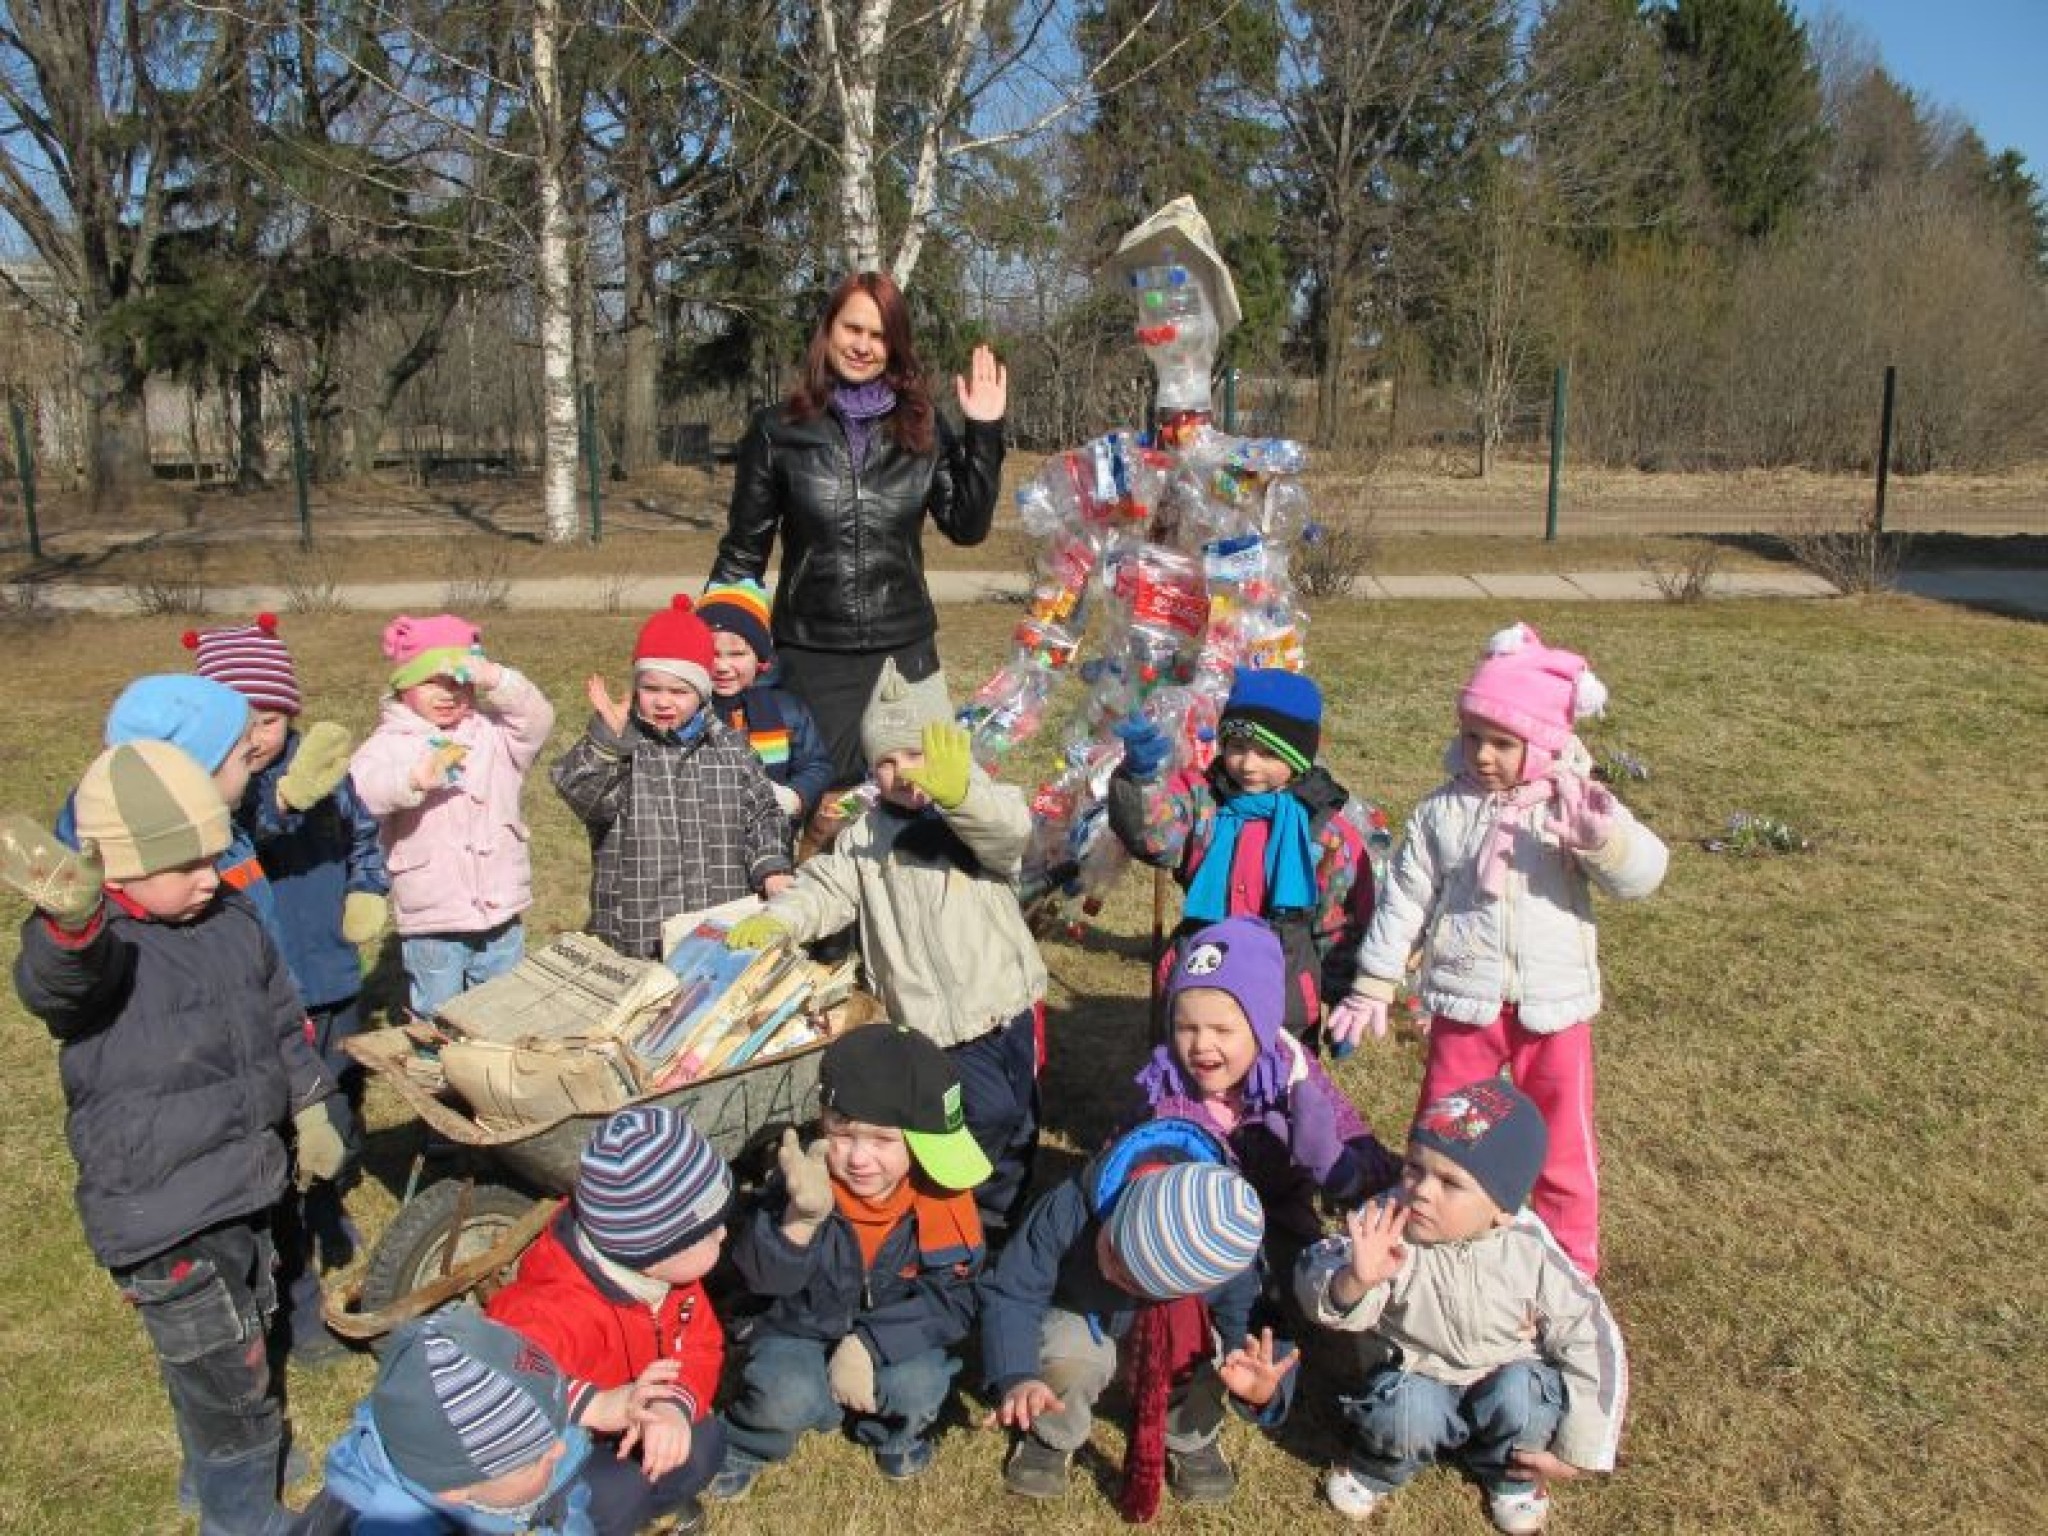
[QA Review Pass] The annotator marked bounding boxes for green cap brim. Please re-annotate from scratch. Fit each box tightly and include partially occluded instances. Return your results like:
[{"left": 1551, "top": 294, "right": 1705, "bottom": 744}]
[
  {"left": 391, "top": 647, "right": 476, "bottom": 691},
  {"left": 903, "top": 1126, "right": 994, "bottom": 1192}
]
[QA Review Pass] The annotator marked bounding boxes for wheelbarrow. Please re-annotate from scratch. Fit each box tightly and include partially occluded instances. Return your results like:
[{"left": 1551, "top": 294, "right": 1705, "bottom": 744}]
[{"left": 323, "top": 1000, "right": 876, "bottom": 1342}]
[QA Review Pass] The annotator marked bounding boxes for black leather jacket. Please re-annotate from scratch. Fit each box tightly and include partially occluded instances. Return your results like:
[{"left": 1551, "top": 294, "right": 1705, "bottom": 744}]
[{"left": 711, "top": 403, "right": 1004, "bottom": 652}]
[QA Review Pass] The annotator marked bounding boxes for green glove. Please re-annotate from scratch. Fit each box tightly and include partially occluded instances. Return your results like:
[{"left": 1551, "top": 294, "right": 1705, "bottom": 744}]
[
  {"left": 725, "top": 912, "right": 790, "bottom": 951},
  {"left": 903, "top": 720, "right": 973, "bottom": 810},
  {"left": 293, "top": 1100, "right": 349, "bottom": 1190},
  {"left": 0, "top": 814, "right": 104, "bottom": 928},
  {"left": 341, "top": 891, "right": 389, "bottom": 946},
  {"left": 277, "top": 722, "right": 354, "bottom": 812}
]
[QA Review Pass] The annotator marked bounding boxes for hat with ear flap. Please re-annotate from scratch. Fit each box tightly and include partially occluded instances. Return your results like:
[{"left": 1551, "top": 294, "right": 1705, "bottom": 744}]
[{"left": 1457, "top": 622, "right": 1608, "bottom": 781}]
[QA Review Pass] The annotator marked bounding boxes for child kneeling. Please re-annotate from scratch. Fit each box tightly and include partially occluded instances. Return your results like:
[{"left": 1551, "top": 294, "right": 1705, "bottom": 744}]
[
  {"left": 708, "top": 1024, "right": 989, "bottom": 1499},
  {"left": 1294, "top": 1080, "right": 1626, "bottom": 1533}
]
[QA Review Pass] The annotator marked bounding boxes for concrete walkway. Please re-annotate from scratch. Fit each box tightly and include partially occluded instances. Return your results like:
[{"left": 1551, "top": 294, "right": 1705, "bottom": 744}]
[{"left": 4, "top": 566, "right": 1849, "bottom": 615}]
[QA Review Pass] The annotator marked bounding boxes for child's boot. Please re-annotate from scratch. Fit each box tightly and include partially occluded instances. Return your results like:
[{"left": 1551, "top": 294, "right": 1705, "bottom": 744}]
[
  {"left": 703, "top": 1454, "right": 763, "bottom": 1504},
  {"left": 875, "top": 1438, "right": 936, "bottom": 1481},
  {"left": 1167, "top": 1439, "right": 1237, "bottom": 1503},
  {"left": 1487, "top": 1484, "right": 1551, "bottom": 1534},
  {"left": 1002, "top": 1437, "right": 1071, "bottom": 1499}
]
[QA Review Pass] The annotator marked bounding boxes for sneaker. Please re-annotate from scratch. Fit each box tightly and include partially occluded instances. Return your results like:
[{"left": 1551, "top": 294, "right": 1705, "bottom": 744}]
[
  {"left": 663, "top": 1497, "right": 707, "bottom": 1535},
  {"left": 1325, "top": 1464, "right": 1388, "bottom": 1522},
  {"left": 289, "top": 1325, "right": 351, "bottom": 1369},
  {"left": 1002, "top": 1438, "right": 1071, "bottom": 1499},
  {"left": 1167, "top": 1440, "right": 1237, "bottom": 1503},
  {"left": 702, "top": 1460, "right": 762, "bottom": 1504},
  {"left": 875, "top": 1440, "right": 936, "bottom": 1481},
  {"left": 1487, "top": 1485, "right": 1551, "bottom": 1534}
]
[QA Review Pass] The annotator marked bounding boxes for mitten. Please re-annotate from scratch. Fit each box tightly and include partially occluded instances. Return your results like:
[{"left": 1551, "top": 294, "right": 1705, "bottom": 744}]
[
  {"left": 341, "top": 891, "right": 389, "bottom": 946},
  {"left": 776, "top": 1127, "right": 835, "bottom": 1224},
  {"left": 293, "top": 1098, "right": 352, "bottom": 1191},
  {"left": 1113, "top": 715, "right": 1171, "bottom": 781},
  {"left": 903, "top": 720, "right": 972, "bottom": 810},
  {"left": 725, "top": 912, "right": 790, "bottom": 951},
  {"left": 1549, "top": 773, "right": 1617, "bottom": 852},
  {"left": 1288, "top": 1079, "right": 1345, "bottom": 1182},
  {"left": 277, "top": 722, "right": 354, "bottom": 811},
  {"left": 827, "top": 1335, "right": 878, "bottom": 1414},
  {"left": 0, "top": 815, "right": 104, "bottom": 928},
  {"left": 771, "top": 781, "right": 804, "bottom": 818}
]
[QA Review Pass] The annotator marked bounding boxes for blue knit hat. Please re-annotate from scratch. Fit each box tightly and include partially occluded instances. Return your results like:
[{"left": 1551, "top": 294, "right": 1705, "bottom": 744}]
[
  {"left": 1409, "top": 1078, "right": 1549, "bottom": 1215},
  {"left": 575, "top": 1105, "right": 732, "bottom": 1266},
  {"left": 103, "top": 674, "right": 251, "bottom": 774},
  {"left": 371, "top": 1307, "right": 572, "bottom": 1494},
  {"left": 1220, "top": 667, "right": 1321, "bottom": 776},
  {"left": 1104, "top": 1162, "right": 1264, "bottom": 1300}
]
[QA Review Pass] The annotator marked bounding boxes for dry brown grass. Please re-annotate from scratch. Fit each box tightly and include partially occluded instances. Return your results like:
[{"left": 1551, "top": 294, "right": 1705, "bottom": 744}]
[{"left": 1, "top": 595, "right": 2046, "bottom": 1533}]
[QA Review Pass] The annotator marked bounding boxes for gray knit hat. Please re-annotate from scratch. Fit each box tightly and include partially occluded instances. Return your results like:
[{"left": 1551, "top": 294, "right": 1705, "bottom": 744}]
[
  {"left": 575, "top": 1105, "right": 733, "bottom": 1266},
  {"left": 371, "top": 1308, "right": 572, "bottom": 1494},
  {"left": 1104, "top": 1162, "right": 1264, "bottom": 1300},
  {"left": 859, "top": 658, "right": 953, "bottom": 764}
]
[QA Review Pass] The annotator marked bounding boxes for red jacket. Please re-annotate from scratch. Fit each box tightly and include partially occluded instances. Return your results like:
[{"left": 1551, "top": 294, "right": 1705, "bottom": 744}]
[{"left": 487, "top": 1213, "right": 723, "bottom": 1424}]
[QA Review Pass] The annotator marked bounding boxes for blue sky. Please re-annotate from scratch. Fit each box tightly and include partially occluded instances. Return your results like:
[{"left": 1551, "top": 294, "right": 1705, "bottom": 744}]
[{"left": 1794, "top": 0, "right": 2048, "bottom": 177}]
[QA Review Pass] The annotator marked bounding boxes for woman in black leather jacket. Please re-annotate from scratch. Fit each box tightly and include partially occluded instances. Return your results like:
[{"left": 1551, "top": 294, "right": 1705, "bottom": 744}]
[{"left": 711, "top": 271, "right": 1007, "bottom": 789}]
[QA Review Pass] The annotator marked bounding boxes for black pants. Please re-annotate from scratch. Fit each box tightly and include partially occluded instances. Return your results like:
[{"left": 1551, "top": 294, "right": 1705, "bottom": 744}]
[
  {"left": 949, "top": 1007, "right": 1042, "bottom": 1235},
  {"left": 776, "top": 635, "right": 942, "bottom": 788}
]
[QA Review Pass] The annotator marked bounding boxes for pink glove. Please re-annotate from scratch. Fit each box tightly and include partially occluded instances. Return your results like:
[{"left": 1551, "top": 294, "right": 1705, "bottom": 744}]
[
  {"left": 1326, "top": 994, "right": 1389, "bottom": 1048},
  {"left": 1549, "top": 774, "right": 1617, "bottom": 851}
]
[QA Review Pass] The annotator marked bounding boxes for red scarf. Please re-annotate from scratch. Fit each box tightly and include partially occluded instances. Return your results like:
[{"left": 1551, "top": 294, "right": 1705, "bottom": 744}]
[
  {"left": 831, "top": 1175, "right": 983, "bottom": 1273},
  {"left": 1118, "top": 1294, "right": 1211, "bottom": 1523}
]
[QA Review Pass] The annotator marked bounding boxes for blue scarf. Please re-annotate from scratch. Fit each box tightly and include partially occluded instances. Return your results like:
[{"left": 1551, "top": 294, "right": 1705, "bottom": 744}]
[
  {"left": 1183, "top": 789, "right": 1319, "bottom": 924},
  {"left": 830, "top": 379, "right": 897, "bottom": 469}
]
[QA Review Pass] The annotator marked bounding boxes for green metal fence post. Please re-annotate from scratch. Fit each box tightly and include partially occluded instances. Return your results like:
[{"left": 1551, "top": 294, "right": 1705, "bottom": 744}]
[
  {"left": 8, "top": 397, "right": 40, "bottom": 559},
  {"left": 289, "top": 394, "right": 312, "bottom": 549},
  {"left": 1222, "top": 366, "right": 1238, "bottom": 432},
  {"left": 582, "top": 382, "right": 602, "bottom": 544},
  {"left": 1544, "top": 364, "right": 1569, "bottom": 542},
  {"left": 1873, "top": 364, "right": 1896, "bottom": 534}
]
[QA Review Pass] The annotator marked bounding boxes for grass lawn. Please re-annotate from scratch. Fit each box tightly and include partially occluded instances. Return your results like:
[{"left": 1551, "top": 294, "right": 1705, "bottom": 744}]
[{"left": 0, "top": 593, "right": 2044, "bottom": 1534}]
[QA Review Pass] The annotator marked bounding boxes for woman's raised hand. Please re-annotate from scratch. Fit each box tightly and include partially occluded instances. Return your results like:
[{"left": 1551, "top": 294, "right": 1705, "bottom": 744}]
[{"left": 955, "top": 343, "right": 1008, "bottom": 422}]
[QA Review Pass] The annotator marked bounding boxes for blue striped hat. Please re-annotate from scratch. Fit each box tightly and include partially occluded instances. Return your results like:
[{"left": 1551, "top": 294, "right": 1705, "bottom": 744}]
[
  {"left": 372, "top": 1307, "right": 571, "bottom": 1493},
  {"left": 575, "top": 1105, "right": 733, "bottom": 1266},
  {"left": 1104, "top": 1162, "right": 1264, "bottom": 1300}
]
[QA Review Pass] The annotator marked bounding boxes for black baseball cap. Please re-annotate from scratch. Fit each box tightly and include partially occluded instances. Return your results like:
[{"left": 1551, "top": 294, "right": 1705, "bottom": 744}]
[{"left": 818, "top": 1024, "right": 993, "bottom": 1191}]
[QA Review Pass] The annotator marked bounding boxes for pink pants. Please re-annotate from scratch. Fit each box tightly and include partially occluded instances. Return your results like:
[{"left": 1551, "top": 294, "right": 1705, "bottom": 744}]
[{"left": 1417, "top": 1006, "right": 1601, "bottom": 1278}]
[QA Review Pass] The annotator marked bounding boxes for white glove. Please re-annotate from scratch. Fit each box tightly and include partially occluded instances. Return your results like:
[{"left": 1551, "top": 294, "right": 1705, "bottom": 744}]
[{"left": 771, "top": 781, "right": 804, "bottom": 817}]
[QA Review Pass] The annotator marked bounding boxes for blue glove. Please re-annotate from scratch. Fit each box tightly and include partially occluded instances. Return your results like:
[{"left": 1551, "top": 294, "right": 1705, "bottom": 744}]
[{"left": 1115, "top": 715, "right": 1171, "bottom": 781}]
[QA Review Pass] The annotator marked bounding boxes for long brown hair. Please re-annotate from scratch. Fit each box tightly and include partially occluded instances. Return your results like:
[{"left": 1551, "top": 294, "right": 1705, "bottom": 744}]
[{"left": 787, "top": 272, "right": 935, "bottom": 457}]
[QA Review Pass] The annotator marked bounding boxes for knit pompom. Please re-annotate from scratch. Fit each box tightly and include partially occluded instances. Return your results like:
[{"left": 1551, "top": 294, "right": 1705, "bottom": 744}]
[
  {"left": 255, "top": 611, "right": 279, "bottom": 634},
  {"left": 1484, "top": 621, "right": 1539, "bottom": 656},
  {"left": 1573, "top": 668, "right": 1609, "bottom": 722}
]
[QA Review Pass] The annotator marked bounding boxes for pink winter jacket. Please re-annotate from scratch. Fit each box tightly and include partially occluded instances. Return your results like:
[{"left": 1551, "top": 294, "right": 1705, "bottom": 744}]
[{"left": 348, "top": 668, "right": 556, "bottom": 936}]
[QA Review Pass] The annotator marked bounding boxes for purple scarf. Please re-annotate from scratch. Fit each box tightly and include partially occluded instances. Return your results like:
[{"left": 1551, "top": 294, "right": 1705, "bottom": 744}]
[{"left": 829, "top": 379, "right": 897, "bottom": 470}]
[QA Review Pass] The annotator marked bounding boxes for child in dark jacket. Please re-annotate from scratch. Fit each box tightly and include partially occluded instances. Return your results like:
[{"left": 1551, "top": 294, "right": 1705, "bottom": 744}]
[
  {"left": 552, "top": 596, "right": 793, "bottom": 959},
  {"left": 486, "top": 1106, "right": 733, "bottom": 1536},
  {"left": 1137, "top": 915, "right": 1400, "bottom": 1263},
  {"left": 1108, "top": 666, "right": 1390, "bottom": 1042},
  {"left": 980, "top": 1122, "right": 1295, "bottom": 1520},
  {"left": 4, "top": 740, "right": 350, "bottom": 1535},
  {"left": 708, "top": 1023, "right": 989, "bottom": 1501},
  {"left": 187, "top": 614, "right": 390, "bottom": 1364},
  {"left": 695, "top": 580, "right": 835, "bottom": 841}
]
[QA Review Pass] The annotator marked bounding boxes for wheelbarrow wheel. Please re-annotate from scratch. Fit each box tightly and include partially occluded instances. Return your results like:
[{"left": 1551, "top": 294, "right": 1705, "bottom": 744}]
[{"left": 358, "top": 1179, "right": 540, "bottom": 1321}]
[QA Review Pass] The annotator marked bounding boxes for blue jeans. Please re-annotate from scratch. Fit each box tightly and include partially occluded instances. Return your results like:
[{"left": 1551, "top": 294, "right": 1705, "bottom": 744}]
[
  {"left": 720, "top": 1334, "right": 958, "bottom": 1468},
  {"left": 949, "top": 1008, "right": 1040, "bottom": 1234},
  {"left": 402, "top": 918, "right": 524, "bottom": 1018},
  {"left": 579, "top": 1412, "right": 723, "bottom": 1536},
  {"left": 114, "top": 1220, "right": 295, "bottom": 1536},
  {"left": 1339, "top": 1360, "right": 1565, "bottom": 1495}
]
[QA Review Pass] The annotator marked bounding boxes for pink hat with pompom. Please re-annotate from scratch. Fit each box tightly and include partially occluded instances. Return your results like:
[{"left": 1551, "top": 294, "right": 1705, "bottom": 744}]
[{"left": 1457, "top": 622, "right": 1607, "bottom": 780}]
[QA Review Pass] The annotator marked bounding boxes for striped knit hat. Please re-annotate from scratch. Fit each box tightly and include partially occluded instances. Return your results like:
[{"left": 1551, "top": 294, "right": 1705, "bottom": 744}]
[
  {"left": 1104, "top": 1162, "right": 1264, "bottom": 1300},
  {"left": 1219, "top": 667, "right": 1321, "bottom": 778},
  {"left": 183, "top": 613, "right": 301, "bottom": 715},
  {"left": 575, "top": 1105, "right": 732, "bottom": 1266},
  {"left": 371, "top": 1307, "right": 573, "bottom": 1494},
  {"left": 73, "top": 740, "right": 231, "bottom": 880},
  {"left": 697, "top": 580, "right": 775, "bottom": 664}
]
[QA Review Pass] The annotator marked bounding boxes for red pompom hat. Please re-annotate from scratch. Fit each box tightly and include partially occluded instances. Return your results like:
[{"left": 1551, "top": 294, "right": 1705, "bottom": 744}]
[{"left": 632, "top": 596, "right": 716, "bottom": 700}]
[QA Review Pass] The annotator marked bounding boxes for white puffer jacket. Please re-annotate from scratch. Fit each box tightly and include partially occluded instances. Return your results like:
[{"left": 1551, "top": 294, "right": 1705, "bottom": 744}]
[{"left": 1354, "top": 740, "right": 1666, "bottom": 1033}]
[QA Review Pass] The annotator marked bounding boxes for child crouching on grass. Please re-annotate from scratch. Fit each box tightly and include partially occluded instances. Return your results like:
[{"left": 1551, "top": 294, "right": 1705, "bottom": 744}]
[
  {"left": 485, "top": 1106, "right": 733, "bottom": 1536},
  {"left": 1294, "top": 1080, "right": 1626, "bottom": 1533},
  {"left": 724, "top": 660, "right": 1045, "bottom": 1233},
  {"left": 707, "top": 1023, "right": 988, "bottom": 1500},
  {"left": 979, "top": 1122, "right": 1295, "bottom": 1520}
]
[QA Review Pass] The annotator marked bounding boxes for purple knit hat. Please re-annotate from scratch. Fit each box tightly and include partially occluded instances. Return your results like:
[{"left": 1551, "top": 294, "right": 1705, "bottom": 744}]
[{"left": 1136, "top": 916, "right": 1293, "bottom": 1112}]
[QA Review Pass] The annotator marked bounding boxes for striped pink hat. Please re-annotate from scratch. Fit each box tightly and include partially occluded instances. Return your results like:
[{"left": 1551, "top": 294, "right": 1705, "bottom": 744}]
[{"left": 184, "top": 613, "right": 301, "bottom": 716}]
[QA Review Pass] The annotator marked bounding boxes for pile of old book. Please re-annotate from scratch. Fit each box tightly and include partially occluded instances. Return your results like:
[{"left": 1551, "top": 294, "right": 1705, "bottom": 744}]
[{"left": 416, "top": 902, "right": 861, "bottom": 1131}]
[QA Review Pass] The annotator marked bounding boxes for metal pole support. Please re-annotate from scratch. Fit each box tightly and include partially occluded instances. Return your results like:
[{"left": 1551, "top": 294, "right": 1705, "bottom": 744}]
[
  {"left": 289, "top": 394, "right": 312, "bottom": 549},
  {"left": 1873, "top": 364, "right": 1896, "bottom": 534},
  {"left": 581, "top": 382, "right": 602, "bottom": 544},
  {"left": 7, "top": 397, "right": 39, "bottom": 559},
  {"left": 1544, "top": 364, "right": 1569, "bottom": 542}
]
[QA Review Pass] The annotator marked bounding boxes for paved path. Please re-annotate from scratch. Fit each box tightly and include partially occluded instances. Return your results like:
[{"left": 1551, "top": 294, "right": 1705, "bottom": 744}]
[{"left": 4, "top": 566, "right": 1849, "bottom": 615}]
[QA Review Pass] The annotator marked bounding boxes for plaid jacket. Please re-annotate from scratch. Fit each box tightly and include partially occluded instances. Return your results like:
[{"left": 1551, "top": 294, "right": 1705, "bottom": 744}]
[{"left": 552, "top": 710, "right": 792, "bottom": 959}]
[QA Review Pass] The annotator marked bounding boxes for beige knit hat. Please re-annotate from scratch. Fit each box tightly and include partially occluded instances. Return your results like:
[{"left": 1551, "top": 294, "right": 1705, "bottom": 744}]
[
  {"left": 860, "top": 659, "right": 954, "bottom": 764},
  {"left": 73, "top": 740, "right": 230, "bottom": 879}
]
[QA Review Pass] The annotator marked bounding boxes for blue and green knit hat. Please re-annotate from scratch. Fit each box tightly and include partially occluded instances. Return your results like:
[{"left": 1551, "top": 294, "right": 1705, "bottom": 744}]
[{"left": 1219, "top": 667, "right": 1321, "bottom": 777}]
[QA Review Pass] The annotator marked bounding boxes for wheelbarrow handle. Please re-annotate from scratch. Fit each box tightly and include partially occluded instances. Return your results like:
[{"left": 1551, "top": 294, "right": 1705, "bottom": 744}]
[{"left": 321, "top": 1195, "right": 562, "bottom": 1342}]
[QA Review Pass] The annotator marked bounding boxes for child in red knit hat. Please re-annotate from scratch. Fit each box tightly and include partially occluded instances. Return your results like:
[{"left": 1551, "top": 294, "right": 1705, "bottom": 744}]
[
  {"left": 1328, "top": 623, "right": 1668, "bottom": 1279},
  {"left": 551, "top": 595, "right": 793, "bottom": 959}
]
